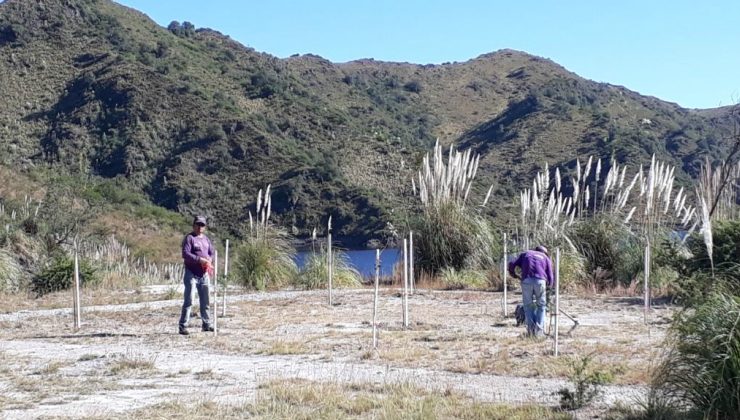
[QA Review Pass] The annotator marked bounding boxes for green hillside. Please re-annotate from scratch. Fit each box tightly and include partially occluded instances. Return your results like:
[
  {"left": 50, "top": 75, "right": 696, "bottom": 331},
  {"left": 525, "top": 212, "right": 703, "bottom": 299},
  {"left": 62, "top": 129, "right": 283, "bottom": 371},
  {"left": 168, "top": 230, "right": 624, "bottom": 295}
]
[{"left": 0, "top": 0, "right": 736, "bottom": 246}]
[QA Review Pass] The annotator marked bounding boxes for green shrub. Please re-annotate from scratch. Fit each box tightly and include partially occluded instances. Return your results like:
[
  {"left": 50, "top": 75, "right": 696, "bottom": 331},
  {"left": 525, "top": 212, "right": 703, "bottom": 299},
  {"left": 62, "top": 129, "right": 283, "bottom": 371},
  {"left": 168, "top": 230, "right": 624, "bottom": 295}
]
[
  {"left": 652, "top": 292, "right": 740, "bottom": 418},
  {"left": 32, "top": 256, "right": 98, "bottom": 297},
  {"left": 295, "top": 250, "right": 361, "bottom": 290},
  {"left": 664, "top": 221, "right": 740, "bottom": 303},
  {"left": 571, "top": 216, "right": 643, "bottom": 288},
  {"left": 233, "top": 228, "right": 296, "bottom": 290},
  {"left": 439, "top": 267, "right": 488, "bottom": 290},
  {"left": 558, "top": 354, "right": 606, "bottom": 410}
]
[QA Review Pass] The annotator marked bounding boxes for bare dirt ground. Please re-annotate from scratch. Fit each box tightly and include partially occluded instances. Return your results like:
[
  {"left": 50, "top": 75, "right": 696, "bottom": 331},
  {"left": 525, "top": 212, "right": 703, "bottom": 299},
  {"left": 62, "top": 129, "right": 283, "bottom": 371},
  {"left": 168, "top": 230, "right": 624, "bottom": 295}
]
[{"left": 0, "top": 287, "right": 672, "bottom": 419}]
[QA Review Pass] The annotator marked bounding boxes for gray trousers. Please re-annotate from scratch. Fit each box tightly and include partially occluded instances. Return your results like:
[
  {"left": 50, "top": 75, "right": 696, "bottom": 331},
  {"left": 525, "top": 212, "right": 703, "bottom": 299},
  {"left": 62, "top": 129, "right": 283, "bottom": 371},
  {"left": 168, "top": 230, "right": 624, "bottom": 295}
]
[{"left": 178, "top": 268, "right": 211, "bottom": 328}]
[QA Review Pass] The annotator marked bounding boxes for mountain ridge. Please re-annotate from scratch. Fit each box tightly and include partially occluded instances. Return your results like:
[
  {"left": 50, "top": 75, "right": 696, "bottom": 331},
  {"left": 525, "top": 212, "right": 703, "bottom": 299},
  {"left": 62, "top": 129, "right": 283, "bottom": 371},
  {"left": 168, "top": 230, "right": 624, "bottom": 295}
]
[{"left": 0, "top": 0, "right": 736, "bottom": 245}]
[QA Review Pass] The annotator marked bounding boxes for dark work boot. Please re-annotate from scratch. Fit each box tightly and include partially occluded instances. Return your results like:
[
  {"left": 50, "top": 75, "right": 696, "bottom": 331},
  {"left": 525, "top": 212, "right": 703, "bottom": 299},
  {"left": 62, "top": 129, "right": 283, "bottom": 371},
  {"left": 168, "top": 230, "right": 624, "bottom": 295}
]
[
  {"left": 202, "top": 324, "right": 214, "bottom": 332},
  {"left": 179, "top": 326, "right": 190, "bottom": 335}
]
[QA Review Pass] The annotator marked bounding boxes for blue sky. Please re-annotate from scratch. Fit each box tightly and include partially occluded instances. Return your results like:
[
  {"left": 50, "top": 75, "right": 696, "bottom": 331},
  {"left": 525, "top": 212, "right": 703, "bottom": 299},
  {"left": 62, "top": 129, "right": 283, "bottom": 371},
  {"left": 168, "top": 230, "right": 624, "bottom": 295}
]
[{"left": 115, "top": 0, "right": 740, "bottom": 109}]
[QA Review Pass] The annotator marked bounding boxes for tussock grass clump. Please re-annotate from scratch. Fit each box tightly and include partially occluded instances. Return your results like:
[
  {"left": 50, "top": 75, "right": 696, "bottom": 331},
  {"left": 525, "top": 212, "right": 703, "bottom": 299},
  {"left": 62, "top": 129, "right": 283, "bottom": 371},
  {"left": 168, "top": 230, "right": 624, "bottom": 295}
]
[
  {"left": 652, "top": 292, "right": 740, "bottom": 418},
  {"left": 296, "top": 249, "right": 361, "bottom": 290},
  {"left": 571, "top": 215, "right": 643, "bottom": 289},
  {"left": 233, "top": 230, "right": 297, "bottom": 291},
  {"left": 556, "top": 249, "right": 587, "bottom": 291},
  {"left": 439, "top": 267, "right": 488, "bottom": 290},
  {"left": 412, "top": 141, "right": 500, "bottom": 274},
  {"left": 233, "top": 185, "right": 297, "bottom": 290},
  {"left": 411, "top": 203, "right": 500, "bottom": 275}
]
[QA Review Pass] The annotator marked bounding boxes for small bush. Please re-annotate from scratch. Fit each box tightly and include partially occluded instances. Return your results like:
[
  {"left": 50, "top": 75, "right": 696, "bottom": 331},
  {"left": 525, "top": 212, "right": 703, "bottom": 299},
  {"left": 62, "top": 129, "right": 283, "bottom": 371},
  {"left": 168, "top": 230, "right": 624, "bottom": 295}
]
[
  {"left": 558, "top": 354, "right": 606, "bottom": 410},
  {"left": 233, "top": 228, "right": 296, "bottom": 290},
  {"left": 32, "top": 256, "right": 98, "bottom": 297},
  {"left": 664, "top": 220, "right": 740, "bottom": 303},
  {"left": 296, "top": 250, "right": 361, "bottom": 290},
  {"left": 439, "top": 268, "right": 488, "bottom": 290}
]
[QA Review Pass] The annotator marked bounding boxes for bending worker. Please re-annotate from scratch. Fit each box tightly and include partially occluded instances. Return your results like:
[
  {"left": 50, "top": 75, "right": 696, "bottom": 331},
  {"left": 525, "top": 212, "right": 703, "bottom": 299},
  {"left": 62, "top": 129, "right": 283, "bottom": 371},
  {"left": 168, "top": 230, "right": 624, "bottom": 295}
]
[{"left": 508, "top": 245, "right": 554, "bottom": 337}]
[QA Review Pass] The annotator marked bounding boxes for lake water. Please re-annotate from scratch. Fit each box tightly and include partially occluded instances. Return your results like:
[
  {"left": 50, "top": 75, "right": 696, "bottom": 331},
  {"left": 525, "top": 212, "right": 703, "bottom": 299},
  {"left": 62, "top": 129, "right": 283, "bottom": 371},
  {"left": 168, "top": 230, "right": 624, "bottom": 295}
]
[{"left": 295, "top": 248, "right": 401, "bottom": 278}]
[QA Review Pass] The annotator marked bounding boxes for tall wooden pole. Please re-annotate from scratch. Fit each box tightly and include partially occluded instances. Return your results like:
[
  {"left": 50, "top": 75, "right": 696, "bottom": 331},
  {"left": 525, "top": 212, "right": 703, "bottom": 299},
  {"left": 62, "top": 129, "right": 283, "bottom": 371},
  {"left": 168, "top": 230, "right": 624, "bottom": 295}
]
[
  {"left": 644, "top": 240, "right": 650, "bottom": 324},
  {"left": 213, "top": 249, "right": 218, "bottom": 335},
  {"left": 409, "top": 231, "right": 415, "bottom": 294},
  {"left": 373, "top": 249, "right": 380, "bottom": 349},
  {"left": 328, "top": 217, "right": 333, "bottom": 306},
  {"left": 503, "top": 233, "right": 508, "bottom": 317},
  {"left": 403, "top": 238, "right": 409, "bottom": 328},
  {"left": 73, "top": 249, "right": 81, "bottom": 330},
  {"left": 554, "top": 248, "right": 560, "bottom": 356},
  {"left": 403, "top": 239, "right": 409, "bottom": 326},
  {"left": 222, "top": 239, "right": 229, "bottom": 317}
]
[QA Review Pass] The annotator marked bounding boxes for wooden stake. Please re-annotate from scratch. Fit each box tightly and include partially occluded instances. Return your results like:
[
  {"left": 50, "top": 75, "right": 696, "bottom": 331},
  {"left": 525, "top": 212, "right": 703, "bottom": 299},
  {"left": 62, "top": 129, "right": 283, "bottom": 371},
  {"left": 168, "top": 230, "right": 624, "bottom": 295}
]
[
  {"left": 554, "top": 247, "right": 560, "bottom": 356},
  {"left": 222, "top": 240, "right": 229, "bottom": 317},
  {"left": 403, "top": 238, "right": 409, "bottom": 328},
  {"left": 503, "top": 233, "right": 508, "bottom": 317},
  {"left": 373, "top": 249, "right": 380, "bottom": 349},
  {"left": 73, "top": 249, "right": 81, "bottom": 330},
  {"left": 644, "top": 240, "right": 650, "bottom": 324},
  {"left": 328, "top": 217, "right": 333, "bottom": 306},
  {"left": 409, "top": 231, "right": 415, "bottom": 294},
  {"left": 214, "top": 249, "right": 218, "bottom": 336}
]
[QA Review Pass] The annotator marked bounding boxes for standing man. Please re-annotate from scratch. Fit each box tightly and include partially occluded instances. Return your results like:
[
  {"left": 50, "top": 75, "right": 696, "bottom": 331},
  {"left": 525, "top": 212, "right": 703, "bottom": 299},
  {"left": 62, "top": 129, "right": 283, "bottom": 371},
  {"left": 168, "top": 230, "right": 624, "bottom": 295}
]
[
  {"left": 508, "top": 245, "right": 554, "bottom": 338},
  {"left": 179, "top": 216, "right": 215, "bottom": 335}
]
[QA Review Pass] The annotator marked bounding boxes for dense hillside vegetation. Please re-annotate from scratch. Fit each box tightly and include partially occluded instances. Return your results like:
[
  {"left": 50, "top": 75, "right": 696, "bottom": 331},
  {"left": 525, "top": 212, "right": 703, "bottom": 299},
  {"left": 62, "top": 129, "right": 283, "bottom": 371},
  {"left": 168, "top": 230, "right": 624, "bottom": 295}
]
[{"left": 0, "top": 0, "right": 736, "bottom": 246}]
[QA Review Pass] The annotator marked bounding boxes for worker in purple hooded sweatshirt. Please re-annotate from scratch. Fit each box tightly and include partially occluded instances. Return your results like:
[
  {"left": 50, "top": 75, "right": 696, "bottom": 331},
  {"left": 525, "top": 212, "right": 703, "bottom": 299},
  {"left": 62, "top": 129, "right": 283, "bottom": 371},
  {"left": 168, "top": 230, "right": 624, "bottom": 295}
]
[
  {"left": 508, "top": 246, "right": 554, "bottom": 337},
  {"left": 178, "top": 216, "right": 215, "bottom": 335}
]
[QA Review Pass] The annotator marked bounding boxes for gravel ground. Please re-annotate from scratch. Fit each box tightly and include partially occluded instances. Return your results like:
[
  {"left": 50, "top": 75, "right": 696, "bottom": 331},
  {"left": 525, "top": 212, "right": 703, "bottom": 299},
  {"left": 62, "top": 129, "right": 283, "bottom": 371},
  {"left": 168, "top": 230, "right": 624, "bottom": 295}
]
[{"left": 0, "top": 287, "right": 671, "bottom": 418}]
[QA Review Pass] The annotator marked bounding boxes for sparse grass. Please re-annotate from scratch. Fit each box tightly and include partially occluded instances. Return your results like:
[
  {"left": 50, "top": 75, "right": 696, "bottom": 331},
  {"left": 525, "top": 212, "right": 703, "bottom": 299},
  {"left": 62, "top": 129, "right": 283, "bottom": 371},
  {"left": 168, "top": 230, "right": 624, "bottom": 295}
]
[
  {"left": 108, "top": 351, "right": 158, "bottom": 375},
  {"left": 128, "top": 378, "right": 570, "bottom": 419},
  {"left": 78, "top": 354, "right": 104, "bottom": 362},
  {"left": 439, "top": 267, "right": 489, "bottom": 290},
  {"left": 35, "top": 360, "right": 67, "bottom": 375},
  {"left": 263, "top": 340, "right": 310, "bottom": 356}
]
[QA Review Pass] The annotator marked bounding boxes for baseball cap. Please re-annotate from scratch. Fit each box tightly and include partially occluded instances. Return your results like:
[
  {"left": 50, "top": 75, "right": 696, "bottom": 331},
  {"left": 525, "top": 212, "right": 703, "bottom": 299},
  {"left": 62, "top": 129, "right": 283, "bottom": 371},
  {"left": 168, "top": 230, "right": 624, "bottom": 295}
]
[{"left": 193, "top": 216, "right": 207, "bottom": 226}]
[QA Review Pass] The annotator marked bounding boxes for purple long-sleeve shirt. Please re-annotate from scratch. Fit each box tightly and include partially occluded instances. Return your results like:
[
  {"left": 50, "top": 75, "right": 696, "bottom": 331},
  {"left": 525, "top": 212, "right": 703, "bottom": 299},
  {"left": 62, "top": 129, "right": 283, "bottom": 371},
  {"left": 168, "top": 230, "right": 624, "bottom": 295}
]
[
  {"left": 508, "top": 250, "right": 555, "bottom": 287},
  {"left": 182, "top": 233, "right": 214, "bottom": 277}
]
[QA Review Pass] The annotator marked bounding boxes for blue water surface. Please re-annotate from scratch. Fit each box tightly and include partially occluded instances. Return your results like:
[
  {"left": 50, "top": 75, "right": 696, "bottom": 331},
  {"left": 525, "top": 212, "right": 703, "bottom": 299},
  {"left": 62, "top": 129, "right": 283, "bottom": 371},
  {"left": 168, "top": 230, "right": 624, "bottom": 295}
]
[{"left": 294, "top": 248, "right": 401, "bottom": 279}]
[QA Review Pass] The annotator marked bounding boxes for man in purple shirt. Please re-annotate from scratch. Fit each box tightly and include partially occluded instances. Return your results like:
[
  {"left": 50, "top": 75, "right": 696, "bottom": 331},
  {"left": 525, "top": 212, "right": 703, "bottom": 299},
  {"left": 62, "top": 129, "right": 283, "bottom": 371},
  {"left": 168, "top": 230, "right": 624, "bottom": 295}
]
[
  {"left": 178, "top": 216, "right": 215, "bottom": 335},
  {"left": 508, "top": 245, "right": 555, "bottom": 337}
]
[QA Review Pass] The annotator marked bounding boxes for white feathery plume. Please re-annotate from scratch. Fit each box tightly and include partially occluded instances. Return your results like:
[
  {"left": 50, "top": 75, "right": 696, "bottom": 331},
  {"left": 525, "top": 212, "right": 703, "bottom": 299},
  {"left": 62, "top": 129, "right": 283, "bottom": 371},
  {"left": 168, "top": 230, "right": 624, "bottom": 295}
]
[
  {"left": 482, "top": 185, "right": 494, "bottom": 207},
  {"left": 624, "top": 206, "right": 637, "bottom": 224}
]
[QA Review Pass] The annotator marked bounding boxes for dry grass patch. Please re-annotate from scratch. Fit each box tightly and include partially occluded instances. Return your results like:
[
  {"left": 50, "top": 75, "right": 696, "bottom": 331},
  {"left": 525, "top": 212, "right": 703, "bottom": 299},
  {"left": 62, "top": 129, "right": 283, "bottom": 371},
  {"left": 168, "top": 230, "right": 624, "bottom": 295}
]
[
  {"left": 263, "top": 340, "right": 310, "bottom": 356},
  {"left": 124, "top": 378, "right": 570, "bottom": 419},
  {"left": 34, "top": 360, "right": 68, "bottom": 375},
  {"left": 108, "top": 351, "right": 158, "bottom": 375}
]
